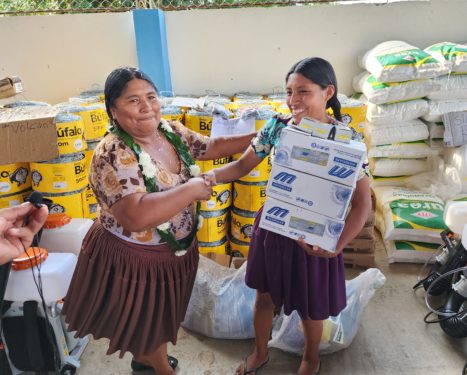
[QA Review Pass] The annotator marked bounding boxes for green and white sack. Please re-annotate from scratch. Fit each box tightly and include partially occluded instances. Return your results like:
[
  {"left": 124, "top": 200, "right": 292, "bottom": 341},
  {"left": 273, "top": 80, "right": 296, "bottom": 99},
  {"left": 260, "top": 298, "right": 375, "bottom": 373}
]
[
  {"left": 425, "top": 42, "right": 467, "bottom": 73},
  {"left": 353, "top": 71, "right": 438, "bottom": 105},
  {"left": 364, "top": 119, "right": 428, "bottom": 146},
  {"left": 368, "top": 141, "right": 437, "bottom": 159},
  {"left": 428, "top": 74, "right": 467, "bottom": 100},
  {"left": 369, "top": 157, "right": 431, "bottom": 177},
  {"left": 374, "top": 186, "right": 446, "bottom": 243},
  {"left": 359, "top": 41, "right": 449, "bottom": 83},
  {"left": 384, "top": 240, "right": 439, "bottom": 264},
  {"left": 422, "top": 99, "right": 467, "bottom": 122},
  {"left": 366, "top": 99, "right": 428, "bottom": 125}
]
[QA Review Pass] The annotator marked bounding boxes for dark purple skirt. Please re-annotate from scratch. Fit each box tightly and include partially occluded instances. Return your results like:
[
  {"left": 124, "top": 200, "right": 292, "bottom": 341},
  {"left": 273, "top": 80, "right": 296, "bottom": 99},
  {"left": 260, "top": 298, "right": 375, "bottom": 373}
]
[
  {"left": 62, "top": 221, "right": 199, "bottom": 358},
  {"left": 246, "top": 207, "right": 346, "bottom": 320}
]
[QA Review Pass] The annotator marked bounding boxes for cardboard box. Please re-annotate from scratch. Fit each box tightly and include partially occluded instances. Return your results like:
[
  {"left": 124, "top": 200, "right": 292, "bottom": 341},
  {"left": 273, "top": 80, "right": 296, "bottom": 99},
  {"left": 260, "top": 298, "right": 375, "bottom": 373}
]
[
  {"left": 297, "top": 117, "right": 352, "bottom": 143},
  {"left": 343, "top": 251, "right": 375, "bottom": 268},
  {"left": 0, "top": 106, "right": 59, "bottom": 164},
  {"left": 0, "top": 76, "right": 23, "bottom": 99},
  {"left": 267, "top": 163, "right": 353, "bottom": 220},
  {"left": 344, "top": 238, "right": 376, "bottom": 253},
  {"left": 201, "top": 252, "right": 231, "bottom": 268},
  {"left": 259, "top": 197, "right": 345, "bottom": 252},
  {"left": 275, "top": 127, "right": 367, "bottom": 187}
]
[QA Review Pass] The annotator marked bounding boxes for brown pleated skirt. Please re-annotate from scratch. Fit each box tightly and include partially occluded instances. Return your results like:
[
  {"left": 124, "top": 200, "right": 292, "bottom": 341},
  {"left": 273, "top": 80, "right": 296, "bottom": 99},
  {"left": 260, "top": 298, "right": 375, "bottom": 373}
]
[{"left": 62, "top": 221, "right": 199, "bottom": 358}]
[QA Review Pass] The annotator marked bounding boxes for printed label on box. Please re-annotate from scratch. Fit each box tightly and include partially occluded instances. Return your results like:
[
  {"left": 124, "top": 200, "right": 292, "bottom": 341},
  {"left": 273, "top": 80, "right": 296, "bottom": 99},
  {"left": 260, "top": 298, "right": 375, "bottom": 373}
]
[
  {"left": 267, "top": 163, "right": 353, "bottom": 220},
  {"left": 259, "top": 197, "right": 344, "bottom": 252}
]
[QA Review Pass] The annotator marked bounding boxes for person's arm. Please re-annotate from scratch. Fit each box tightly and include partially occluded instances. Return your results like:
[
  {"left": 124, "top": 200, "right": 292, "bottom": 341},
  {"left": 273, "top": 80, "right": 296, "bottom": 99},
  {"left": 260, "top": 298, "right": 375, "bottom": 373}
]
[
  {"left": 198, "top": 132, "right": 257, "bottom": 161},
  {"left": 110, "top": 177, "right": 212, "bottom": 232},
  {"left": 297, "top": 176, "right": 372, "bottom": 258},
  {"left": 206, "top": 147, "right": 263, "bottom": 184},
  {"left": 0, "top": 203, "right": 49, "bottom": 265}
]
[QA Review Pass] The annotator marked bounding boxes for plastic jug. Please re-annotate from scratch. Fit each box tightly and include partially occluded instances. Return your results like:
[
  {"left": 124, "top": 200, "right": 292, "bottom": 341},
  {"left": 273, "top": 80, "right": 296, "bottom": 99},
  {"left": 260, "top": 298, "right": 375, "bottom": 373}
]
[
  {"left": 4, "top": 251, "right": 78, "bottom": 304},
  {"left": 39, "top": 213, "right": 93, "bottom": 255}
]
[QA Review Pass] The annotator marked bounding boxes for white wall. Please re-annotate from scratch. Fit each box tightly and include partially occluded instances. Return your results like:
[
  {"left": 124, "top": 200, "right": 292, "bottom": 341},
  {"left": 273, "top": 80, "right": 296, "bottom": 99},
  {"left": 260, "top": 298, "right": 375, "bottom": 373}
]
[
  {"left": 1, "top": 1, "right": 467, "bottom": 102},
  {"left": 0, "top": 12, "right": 137, "bottom": 105},
  {"left": 165, "top": 0, "right": 467, "bottom": 96}
]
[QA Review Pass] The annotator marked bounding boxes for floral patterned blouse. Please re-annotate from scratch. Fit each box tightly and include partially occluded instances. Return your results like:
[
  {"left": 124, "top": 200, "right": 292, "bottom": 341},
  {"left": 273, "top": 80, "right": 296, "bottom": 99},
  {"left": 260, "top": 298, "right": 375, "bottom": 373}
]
[
  {"left": 251, "top": 115, "right": 370, "bottom": 180},
  {"left": 89, "top": 121, "right": 210, "bottom": 245}
]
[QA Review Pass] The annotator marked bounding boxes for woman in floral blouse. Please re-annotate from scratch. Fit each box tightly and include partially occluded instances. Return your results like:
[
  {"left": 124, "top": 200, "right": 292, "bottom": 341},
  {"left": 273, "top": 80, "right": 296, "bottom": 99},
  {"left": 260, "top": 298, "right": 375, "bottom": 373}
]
[{"left": 62, "top": 67, "right": 255, "bottom": 375}]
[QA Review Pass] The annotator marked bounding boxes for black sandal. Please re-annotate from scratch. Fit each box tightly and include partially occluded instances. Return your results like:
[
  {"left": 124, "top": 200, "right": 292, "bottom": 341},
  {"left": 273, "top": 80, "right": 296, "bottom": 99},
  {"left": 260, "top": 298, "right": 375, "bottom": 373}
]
[
  {"left": 236, "top": 356, "right": 269, "bottom": 375},
  {"left": 131, "top": 355, "right": 178, "bottom": 371}
]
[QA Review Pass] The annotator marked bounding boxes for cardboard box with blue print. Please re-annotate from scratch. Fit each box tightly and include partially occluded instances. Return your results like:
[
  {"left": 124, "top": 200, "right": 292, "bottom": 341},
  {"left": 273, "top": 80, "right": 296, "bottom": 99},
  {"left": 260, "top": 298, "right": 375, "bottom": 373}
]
[
  {"left": 266, "top": 163, "right": 354, "bottom": 220},
  {"left": 258, "top": 197, "right": 345, "bottom": 252},
  {"left": 274, "top": 126, "right": 366, "bottom": 187}
]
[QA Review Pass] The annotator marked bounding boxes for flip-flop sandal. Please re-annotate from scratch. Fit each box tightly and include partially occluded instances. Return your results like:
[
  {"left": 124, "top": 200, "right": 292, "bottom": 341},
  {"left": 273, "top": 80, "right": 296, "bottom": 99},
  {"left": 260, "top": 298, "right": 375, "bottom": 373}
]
[
  {"left": 236, "top": 356, "right": 269, "bottom": 375},
  {"left": 131, "top": 355, "right": 178, "bottom": 371}
]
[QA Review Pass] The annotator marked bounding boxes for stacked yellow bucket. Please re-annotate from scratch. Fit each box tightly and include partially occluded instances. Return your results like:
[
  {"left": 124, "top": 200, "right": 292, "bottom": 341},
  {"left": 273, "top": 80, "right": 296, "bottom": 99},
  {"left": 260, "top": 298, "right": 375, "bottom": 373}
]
[{"left": 230, "top": 108, "right": 274, "bottom": 257}]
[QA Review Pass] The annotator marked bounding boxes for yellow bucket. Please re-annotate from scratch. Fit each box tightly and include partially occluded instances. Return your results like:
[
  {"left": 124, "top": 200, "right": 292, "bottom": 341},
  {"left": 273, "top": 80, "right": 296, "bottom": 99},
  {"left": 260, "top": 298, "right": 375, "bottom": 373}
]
[
  {"left": 327, "top": 103, "right": 367, "bottom": 134},
  {"left": 232, "top": 154, "right": 271, "bottom": 183},
  {"left": 198, "top": 237, "right": 230, "bottom": 255},
  {"left": 42, "top": 188, "right": 85, "bottom": 218},
  {"left": 0, "top": 189, "right": 31, "bottom": 209},
  {"left": 81, "top": 184, "right": 98, "bottom": 219},
  {"left": 230, "top": 237, "right": 250, "bottom": 258},
  {"left": 231, "top": 207, "right": 255, "bottom": 242},
  {"left": 200, "top": 183, "right": 232, "bottom": 211},
  {"left": 233, "top": 181, "right": 267, "bottom": 212},
  {"left": 185, "top": 114, "right": 212, "bottom": 136},
  {"left": 276, "top": 104, "right": 291, "bottom": 115},
  {"left": 0, "top": 163, "right": 31, "bottom": 195},
  {"left": 55, "top": 113, "right": 87, "bottom": 156},
  {"left": 197, "top": 208, "right": 229, "bottom": 243},
  {"left": 162, "top": 113, "right": 185, "bottom": 124},
  {"left": 30, "top": 153, "right": 88, "bottom": 193},
  {"left": 60, "top": 104, "right": 109, "bottom": 141},
  {"left": 195, "top": 157, "right": 231, "bottom": 173}
]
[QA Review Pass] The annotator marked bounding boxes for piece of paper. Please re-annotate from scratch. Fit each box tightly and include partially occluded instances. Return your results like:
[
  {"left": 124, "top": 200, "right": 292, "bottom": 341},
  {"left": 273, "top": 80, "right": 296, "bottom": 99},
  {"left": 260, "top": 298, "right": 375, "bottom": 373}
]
[
  {"left": 210, "top": 116, "right": 255, "bottom": 138},
  {"left": 443, "top": 111, "right": 467, "bottom": 147}
]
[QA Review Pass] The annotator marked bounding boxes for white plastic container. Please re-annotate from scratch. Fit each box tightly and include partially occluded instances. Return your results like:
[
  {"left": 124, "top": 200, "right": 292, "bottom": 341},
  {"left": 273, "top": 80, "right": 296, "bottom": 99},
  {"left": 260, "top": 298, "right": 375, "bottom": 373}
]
[
  {"left": 4, "top": 252, "right": 77, "bottom": 304},
  {"left": 39, "top": 213, "right": 93, "bottom": 255}
]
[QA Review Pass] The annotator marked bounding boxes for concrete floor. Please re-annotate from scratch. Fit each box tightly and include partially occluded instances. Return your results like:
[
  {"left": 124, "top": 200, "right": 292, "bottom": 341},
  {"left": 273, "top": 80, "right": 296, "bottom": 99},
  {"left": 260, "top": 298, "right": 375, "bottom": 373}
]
[{"left": 76, "top": 232, "right": 467, "bottom": 375}]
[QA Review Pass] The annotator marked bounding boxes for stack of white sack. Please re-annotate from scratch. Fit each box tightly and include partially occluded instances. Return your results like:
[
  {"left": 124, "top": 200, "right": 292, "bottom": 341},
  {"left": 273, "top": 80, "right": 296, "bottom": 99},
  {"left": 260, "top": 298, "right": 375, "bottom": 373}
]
[
  {"left": 422, "top": 42, "right": 467, "bottom": 190},
  {"left": 268, "top": 268, "right": 386, "bottom": 355},
  {"left": 356, "top": 41, "right": 447, "bottom": 187},
  {"left": 373, "top": 186, "right": 448, "bottom": 263},
  {"left": 183, "top": 256, "right": 386, "bottom": 355}
]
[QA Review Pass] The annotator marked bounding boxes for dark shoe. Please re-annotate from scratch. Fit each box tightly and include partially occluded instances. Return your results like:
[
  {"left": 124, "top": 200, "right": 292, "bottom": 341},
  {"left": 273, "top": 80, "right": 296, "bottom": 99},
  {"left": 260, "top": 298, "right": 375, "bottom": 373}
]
[
  {"left": 235, "top": 355, "right": 269, "bottom": 374},
  {"left": 131, "top": 355, "right": 178, "bottom": 371}
]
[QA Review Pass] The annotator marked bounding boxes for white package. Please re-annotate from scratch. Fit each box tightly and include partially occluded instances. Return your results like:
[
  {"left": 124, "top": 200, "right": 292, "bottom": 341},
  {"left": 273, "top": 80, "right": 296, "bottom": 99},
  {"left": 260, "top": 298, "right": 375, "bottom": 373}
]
[
  {"left": 428, "top": 74, "right": 467, "bottom": 100},
  {"left": 369, "top": 157, "right": 431, "bottom": 177},
  {"left": 422, "top": 99, "right": 467, "bottom": 122},
  {"left": 359, "top": 40, "right": 448, "bottom": 83},
  {"left": 364, "top": 119, "right": 428, "bottom": 146},
  {"left": 354, "top": 71, "right": 438, "bottom": 105},
  {"left": 368, "top": 141, "right": 437, "bottom": 159},
  {"left": 275, "top": 126, "right": 367, "bottom": 187},
  {"left": 267, "top": 163, "right": 353, "bottom": 220},
  {"left": 259, "top": 197, "right": 345, "bottom": 252},
  {"left": 366, "top": 99, "right": 428, "bottom": 125}
]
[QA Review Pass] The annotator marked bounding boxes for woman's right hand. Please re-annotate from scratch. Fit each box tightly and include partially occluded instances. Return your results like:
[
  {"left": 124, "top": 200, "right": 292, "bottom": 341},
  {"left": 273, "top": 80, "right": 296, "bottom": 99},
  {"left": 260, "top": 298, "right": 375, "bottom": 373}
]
[{"left": 188, "top": 177, "right": 213, "bottom": 201}]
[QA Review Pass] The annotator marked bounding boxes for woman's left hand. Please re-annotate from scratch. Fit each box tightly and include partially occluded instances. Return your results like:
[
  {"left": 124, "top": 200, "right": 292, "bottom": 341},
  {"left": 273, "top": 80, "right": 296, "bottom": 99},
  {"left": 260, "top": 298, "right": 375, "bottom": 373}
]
[{"left": 296, "top": 236, "right": 339, "bottom": 258}]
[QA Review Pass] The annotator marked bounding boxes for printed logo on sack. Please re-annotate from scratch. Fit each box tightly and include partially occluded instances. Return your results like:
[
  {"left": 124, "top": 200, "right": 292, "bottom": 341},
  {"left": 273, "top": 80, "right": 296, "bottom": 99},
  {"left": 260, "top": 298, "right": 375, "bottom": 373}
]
[
  {"left": 265, "top": 206, "right": 289, "bottom": 225},
  {"left": 271, "top": 172, "right": 296, "bottom": 192},
  {"left": 328, "top": 165, "right": 354, "bottom": 179}
]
